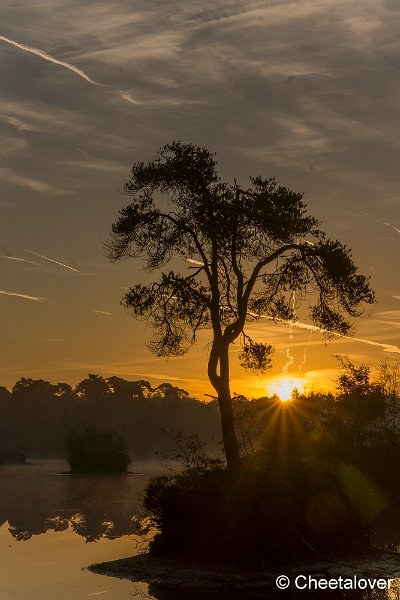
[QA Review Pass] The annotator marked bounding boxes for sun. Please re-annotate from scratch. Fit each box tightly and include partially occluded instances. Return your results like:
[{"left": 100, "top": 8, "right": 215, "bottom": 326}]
[{"left": 266, "top": 377, "right": 306, "bottom": 402}]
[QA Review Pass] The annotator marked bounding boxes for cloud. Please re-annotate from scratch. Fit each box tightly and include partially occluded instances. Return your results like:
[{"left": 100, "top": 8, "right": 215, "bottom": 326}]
[
  {"left": 0, "top": 288, "right": 46, "bottom": 302},
  {"left": 64, "top": 158, "right": 128, "bottom": 174},
  {"left": 1, "top": 100, "right": 89, "bottom": 137},
  {"left": 93, "top": 310, "right": 112, "bottom": 316},
  {"left": 22, "top": 248, "right": 80, "bottom": 272},
  {"left": 0, "top": 33, "right": 144, "bottom": 108},
  {"left": 0, "top": 168, "right": 66, "bottom": 194},
  {"left": 370, "top": 310, "right": 400, "bottom": 328},
  {"left": 0, "top": 137, "right": 27, "bottom": 155},
  {"left": 358, "top": 209, "right": 400, "bottom": 236},
  {"left": 257, "top": 314, "right": 400, "bottom": 354},
  {"left": 0, "top": 255, "right": 40, "bottom": 266},
  {"left": 117, "top": 91, "right": 143, "bottom": 106},
  {"left": 0, "top": 114, "right": 37, "bottom": 131},
  {"left": 0, "top": 33, "right": 104, "bottom": 86}
]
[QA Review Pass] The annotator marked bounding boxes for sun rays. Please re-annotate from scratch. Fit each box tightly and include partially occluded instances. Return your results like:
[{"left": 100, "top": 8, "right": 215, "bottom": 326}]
[{"left": 266, "top": 377, "right": 307, "bottom": 402}]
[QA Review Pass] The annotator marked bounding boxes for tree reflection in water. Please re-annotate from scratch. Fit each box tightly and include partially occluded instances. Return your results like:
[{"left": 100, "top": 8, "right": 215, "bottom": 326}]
[
  {"left": 0, "top": 463, "right": 146, "bottom": 542},
  {"left": 1, "top": 464, "right": 399, "bottom": 600}
]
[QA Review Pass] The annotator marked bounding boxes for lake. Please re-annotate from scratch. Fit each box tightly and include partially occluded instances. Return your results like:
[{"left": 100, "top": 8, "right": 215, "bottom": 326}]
[
  {"left": 0, "top": 459, "right": 161, "bottom": 599},
  {"left": 1, "top": 460, "right": 400, "bottom": 600}
]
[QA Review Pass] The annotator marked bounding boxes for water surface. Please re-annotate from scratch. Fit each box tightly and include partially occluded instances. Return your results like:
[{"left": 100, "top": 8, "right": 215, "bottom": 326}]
[
  {"left": 0, "top": 459, "right": 159, "bottom": 599},
  {"left": 1, "top": 460, "right": 400, "bottom": 600}
]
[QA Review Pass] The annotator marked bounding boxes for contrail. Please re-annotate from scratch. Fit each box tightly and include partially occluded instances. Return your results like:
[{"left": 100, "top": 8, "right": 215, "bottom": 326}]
[
  {"left": 0, "top": 34, "right": 105, "bottom": 86},
  {"left": 0, "top": 288, "right": 45, "bottom": 302},
  {"left": 93, "top": 310, "right": 112, "bottom": 315},
  {"left": 22, "top": 248, "right": 80, "bottom": 272},
  {"left": 258, "top": 314, "right": 400, "bottom": 354},
  {"left": 0, "top": 34, "right": 143, "bottom": 107},
  {"left": 358, "top": 209, "right": 400, "bottom": 236},
  {"left": 384, "top": 221, "right": 400, "bottom": 235},
  {"left": 298, "top": 347, "right": 308, "bottom": 371},
  {"left": 280, "top": 290, "right": 296, "bottom": 373},
  {"left": 281, "top": 347, "right": 294, "bottom": 374}
]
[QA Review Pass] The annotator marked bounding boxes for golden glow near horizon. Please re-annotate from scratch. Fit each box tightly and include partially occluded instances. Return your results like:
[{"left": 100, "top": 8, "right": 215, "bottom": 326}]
[
  {"left": 0, "top": 1, "right": 399, "bottom": 398},
  {"left": 266, "top": 377, "right": 307, "bottom": 402}
]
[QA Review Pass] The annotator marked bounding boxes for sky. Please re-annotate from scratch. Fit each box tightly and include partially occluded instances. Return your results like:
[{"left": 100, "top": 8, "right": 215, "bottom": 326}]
[{"left": 0, "top": 0, "right": 399, "bottom": 399}]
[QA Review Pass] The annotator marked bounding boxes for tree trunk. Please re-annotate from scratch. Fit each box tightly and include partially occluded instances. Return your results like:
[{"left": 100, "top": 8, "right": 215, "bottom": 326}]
[
  {"left": 213, "top": 341, "right": 240, "bottom": 470},
  {"left": 218, "top": 393, "right": 240, "bottom": 470}
]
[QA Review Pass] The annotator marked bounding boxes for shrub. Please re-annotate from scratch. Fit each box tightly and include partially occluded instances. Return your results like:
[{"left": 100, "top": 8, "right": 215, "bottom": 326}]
[
  {"left": 66, "top": 425, "right": 131, "bottom": 472},
  {"left": 144, "top": 452, "right": 369, "bottom": 567}
]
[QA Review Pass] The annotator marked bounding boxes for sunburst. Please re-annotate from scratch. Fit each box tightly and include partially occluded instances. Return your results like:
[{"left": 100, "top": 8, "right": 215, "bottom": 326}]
[{"left": 266, "top": 377, "right": 306, "bottom": 402}]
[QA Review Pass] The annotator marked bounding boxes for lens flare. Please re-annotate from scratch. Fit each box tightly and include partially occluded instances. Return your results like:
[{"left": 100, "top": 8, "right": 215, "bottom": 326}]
[{"left": 267, "top": 377, "right": 306, "bottom": 402}]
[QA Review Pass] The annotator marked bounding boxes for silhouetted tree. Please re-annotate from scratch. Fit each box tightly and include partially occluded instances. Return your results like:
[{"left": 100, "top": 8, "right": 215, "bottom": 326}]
[
  {"left": 378, "top": 361, "right": 400, "bottom": 445},
  {"left": 75, "top": 374, "right": 110, "bottom": 401},
  {"left": 155, "top": 382, "right": 189, "bottom": 400},
  {"left": 0, "top": 386, "right": 11, "bottom": 402},
  {"left": 53, "top": 382, "right": 74, "bottom": 399},
  {"left": 12, "top": 378, "right": 54, "bottom": 402},
  {"left": 106, "top": 142, "right": 375, "bottom": 469},
  {"left": 106, "top": 376, "right": 152, "bottom": 400},
  {"left": 335, "top": 357, "right": 385, "bottom": 453}
]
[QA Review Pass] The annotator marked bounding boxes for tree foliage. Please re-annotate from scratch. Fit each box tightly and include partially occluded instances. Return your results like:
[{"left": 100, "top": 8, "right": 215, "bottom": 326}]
[
  {"left": 66, "top": 425, "right": 131, "bottom": 473},
  {"left": 105, "top": 142, "right": 375, "bottom": 467}
]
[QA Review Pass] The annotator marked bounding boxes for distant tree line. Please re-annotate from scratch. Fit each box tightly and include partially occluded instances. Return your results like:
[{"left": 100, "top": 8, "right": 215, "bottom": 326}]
[
  {"left": 0, "top": 374, "right": 221, "bottom": 460},
  {"left": 1, "top": 360, "right": 399, "bottom": 477}
]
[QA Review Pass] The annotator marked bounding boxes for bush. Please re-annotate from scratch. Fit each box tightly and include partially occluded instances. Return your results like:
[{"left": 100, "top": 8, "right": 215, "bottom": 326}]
[
  {"left": 144, "top": 452, "right": 369, "bottom": 567},
  {"left": 66, "top": 425, "right": 131, "bottom": 472}
]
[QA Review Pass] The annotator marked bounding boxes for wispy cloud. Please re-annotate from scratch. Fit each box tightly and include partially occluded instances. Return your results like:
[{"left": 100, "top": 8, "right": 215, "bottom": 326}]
[
  {"left": 0, "top": 114, "right": 37, "bottom": 132},
  {"left": 118, "top": 91, "right": 143, "bottom": 105},
  {"left": 0, "top": 255, "right": 40, "bottom": 266},
  {"left": 0, "top": 289, "right": 45, "bottom": 302},
  {"left": 22, "top": 248, "right": 80, "bottom": 272},
  {"left": 0, "top": 137, "right": 27, "bottom": 156},
  {"left": 93, "top": 310, "right": 112, "bottom": 316},
  {"left": 0, "top": 34, "right": 104, "bottom": 86},
  {"left": 64, "top": 158, "right": 128, "bottom": 174},
  {"left": 0, "top": 167, "right": 66, "bottom": 194}
]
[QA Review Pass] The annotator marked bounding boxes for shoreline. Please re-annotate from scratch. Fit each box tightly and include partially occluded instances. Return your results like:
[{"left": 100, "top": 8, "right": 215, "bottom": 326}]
[{"left": 89, "top": 550, "right": 400, "bottom": 593}]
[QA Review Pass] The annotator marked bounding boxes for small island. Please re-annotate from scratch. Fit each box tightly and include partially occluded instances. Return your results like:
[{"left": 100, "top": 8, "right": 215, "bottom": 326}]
[{"left": 66, "top": 425, "right": 131, "bottom": 473}]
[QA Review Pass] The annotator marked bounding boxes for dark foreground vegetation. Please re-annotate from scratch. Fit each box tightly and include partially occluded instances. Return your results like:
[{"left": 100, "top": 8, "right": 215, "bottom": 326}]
[
  {"left": 145, "top": 451, "right": 368, "bottom": 566},
  {"left": 143, "top": 360, "right": 400, "bottom": 566}
]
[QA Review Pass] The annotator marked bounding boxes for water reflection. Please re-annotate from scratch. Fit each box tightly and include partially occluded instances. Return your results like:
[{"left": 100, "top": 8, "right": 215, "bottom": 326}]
[
  {"left": 1, "top": 462, "right": 400, "bottom": 600},
  {"left": 0, "top": 461, "right": 149, "bottom": 542}
]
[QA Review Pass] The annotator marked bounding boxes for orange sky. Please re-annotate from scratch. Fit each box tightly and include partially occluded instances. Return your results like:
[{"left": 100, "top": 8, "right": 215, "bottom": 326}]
[{"left": 0, "top": 0, "right": 399, "bottom": 398}]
